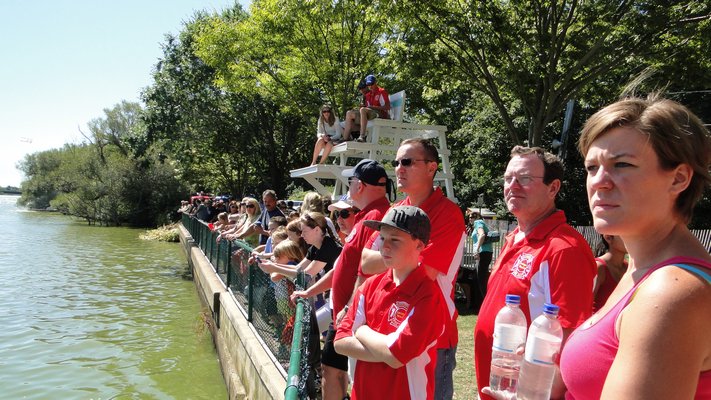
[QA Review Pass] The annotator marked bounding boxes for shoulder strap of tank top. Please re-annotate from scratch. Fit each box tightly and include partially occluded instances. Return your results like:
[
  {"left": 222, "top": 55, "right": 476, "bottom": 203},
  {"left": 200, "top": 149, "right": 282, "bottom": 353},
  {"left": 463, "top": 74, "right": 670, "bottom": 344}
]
[
  {"left": 630, "top": 261, "right": 711, "bottom": 302},
  {"left": 675, "top": 263, "right": 711, "bottom": 284}
]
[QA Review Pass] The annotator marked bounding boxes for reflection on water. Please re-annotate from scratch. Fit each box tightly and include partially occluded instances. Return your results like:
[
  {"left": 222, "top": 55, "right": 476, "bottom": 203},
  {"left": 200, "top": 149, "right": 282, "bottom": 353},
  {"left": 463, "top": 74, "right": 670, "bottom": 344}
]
[{"left": 0, "top": 195, "right": 226, "bottom": 399}]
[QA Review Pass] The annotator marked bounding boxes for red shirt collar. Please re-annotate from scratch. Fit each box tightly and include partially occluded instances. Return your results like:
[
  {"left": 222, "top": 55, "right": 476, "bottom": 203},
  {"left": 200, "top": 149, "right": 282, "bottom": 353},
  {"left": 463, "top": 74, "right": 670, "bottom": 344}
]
[
  {"left": 355, "top": 196, "right": 391, "bottom": 223},
  {"left": 510, "top": 209, "right": 567, "bottom": 243},
  {"left": 381, "top": 263, "right": 429, "bottom": 296},
  {"left": 398, "top": 186, "right": 443, "bottom": 213}
]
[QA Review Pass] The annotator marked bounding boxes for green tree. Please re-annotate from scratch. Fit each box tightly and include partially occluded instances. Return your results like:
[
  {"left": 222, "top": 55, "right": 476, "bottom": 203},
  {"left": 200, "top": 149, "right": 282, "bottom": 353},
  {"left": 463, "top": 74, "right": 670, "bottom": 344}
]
[
  {"left": 143, "top": 8, "right": 313, "bottom": 197},
  {"left": 19, "top": 102, "right": 186, "bottom": 227},
  {"left": 18, "top": 148, "right": 66, "bottom": 210},
  {"left": 399, "top": 0, "right": 711, "bottom": 147},
  {"left": 196, "top": 0, "right": 392, "bottom": 117}
]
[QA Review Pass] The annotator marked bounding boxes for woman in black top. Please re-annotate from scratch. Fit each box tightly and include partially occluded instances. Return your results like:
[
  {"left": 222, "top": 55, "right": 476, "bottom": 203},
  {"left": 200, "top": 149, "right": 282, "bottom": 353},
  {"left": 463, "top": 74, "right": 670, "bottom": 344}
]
[{"left": 257, "top": 211, "right": 341, "bottom": 283}]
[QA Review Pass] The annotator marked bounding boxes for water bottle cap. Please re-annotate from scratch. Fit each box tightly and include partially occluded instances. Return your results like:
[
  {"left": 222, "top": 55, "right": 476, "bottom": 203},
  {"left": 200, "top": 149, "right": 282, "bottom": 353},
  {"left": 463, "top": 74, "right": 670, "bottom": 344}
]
[
  {"left": 505, "top": 294, "right": 521, "bottom": 305},
  {"left": 543, "top": 303, "right": 559, "bottom": 315}
]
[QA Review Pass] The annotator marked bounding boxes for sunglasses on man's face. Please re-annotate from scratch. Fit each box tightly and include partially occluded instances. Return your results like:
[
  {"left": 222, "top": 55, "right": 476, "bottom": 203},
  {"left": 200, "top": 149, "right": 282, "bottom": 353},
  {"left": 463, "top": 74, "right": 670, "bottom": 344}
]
[{"left": 390, "top": 158, "right": 432, "bottom": 168}]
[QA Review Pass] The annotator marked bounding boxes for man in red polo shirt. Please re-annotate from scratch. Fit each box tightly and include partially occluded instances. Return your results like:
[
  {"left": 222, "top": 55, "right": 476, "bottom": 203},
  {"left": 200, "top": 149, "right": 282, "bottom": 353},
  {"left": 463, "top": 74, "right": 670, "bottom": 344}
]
[
  {"left": 292, "top": 158, "right": 390, "bottom": 400},
  {"left": 335, "top": 206, "right": 446, "bottom": 400},
  {"left": 474, "top": 146, "right": 596, "bottom": 400},
  {"left": 359, "top": 138, "right": 466, "bottom": 399}
]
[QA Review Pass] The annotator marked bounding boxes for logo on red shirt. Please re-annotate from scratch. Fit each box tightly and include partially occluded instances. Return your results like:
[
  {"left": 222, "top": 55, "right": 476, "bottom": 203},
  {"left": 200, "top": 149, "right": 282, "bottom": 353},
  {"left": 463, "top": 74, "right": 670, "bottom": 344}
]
[
  {"left": 388, "top": 301, "right": 410, "bottom": 327},
  {"left": 511, "top": 253, "right": 534, "bottom": 279}
]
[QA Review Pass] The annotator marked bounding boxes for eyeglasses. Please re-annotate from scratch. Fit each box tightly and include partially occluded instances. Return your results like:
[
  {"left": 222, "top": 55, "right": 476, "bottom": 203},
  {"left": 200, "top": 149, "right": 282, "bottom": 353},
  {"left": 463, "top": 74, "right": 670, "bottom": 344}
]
[
  {"left": 322, "top": 110, "right": 331, "bottom": 114},
  {"left": 337, "top": 209, "right": 355, "bottom": 219},
  {"left": 230, "top": 205, "right": 239, "bottom": 209},
  {"left": 391, "top": 158, "right": 433, "bottom": 168},
  {"left": 502, "top": 174, "right": 545, "bottom": 186},
  {"left": 245, "top": 204, "right": 256, "bottom": 209},
  {"left": 239, "top": 202, "right": 246, "bottom": 206}
]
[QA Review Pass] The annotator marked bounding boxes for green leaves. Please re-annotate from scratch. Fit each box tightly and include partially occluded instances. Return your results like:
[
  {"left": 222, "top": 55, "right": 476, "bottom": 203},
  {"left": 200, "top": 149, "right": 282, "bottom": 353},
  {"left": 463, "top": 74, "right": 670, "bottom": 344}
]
[
  {"left": 18, "top": 103, "right": 187, "bottom": 227},
  {"left": 26, "top": 0, "right": 708, "bottom": 227},
  {"left": 195, "top": 0, "right": 392, "bottom": 117}
]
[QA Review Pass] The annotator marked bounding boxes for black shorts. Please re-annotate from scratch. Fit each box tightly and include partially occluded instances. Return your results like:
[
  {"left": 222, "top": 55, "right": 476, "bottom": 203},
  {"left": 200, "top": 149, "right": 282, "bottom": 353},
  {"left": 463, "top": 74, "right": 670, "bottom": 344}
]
[{"left": 321, "top": 323, "right": 348, "bottom": 371}]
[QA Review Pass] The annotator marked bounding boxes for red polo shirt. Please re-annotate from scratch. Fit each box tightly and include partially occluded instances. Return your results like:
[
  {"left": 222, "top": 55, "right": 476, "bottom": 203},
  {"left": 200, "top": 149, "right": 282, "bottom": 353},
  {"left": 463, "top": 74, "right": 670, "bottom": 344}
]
[
  {"left": 474, "top": 210, "right": 596, "bottom": 400},
  {"left": 364, "top": 86, "right": 391, "bottom": 119},
  {"left": 362, "top": 187, "right": 465, "bottom": 348},
  {"left": 336, "top": 265, "right": 446, "bottom": 400},
  {"left": 331, "top": 196, "right": 390, "bottom": 319}
]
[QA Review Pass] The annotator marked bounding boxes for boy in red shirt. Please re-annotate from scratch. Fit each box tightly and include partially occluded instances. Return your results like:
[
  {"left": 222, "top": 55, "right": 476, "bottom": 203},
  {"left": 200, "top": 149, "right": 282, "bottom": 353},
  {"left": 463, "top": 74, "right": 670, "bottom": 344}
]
[{"left": 334, "top": 206, "right": 446, "bottom": 400}]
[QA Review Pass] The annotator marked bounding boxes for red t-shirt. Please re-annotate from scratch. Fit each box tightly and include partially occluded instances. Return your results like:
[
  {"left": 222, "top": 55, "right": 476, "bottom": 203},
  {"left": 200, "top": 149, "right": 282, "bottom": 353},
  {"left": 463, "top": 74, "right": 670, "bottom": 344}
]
[
  {"left": 336, "top": 265, "right": 446, "bottom": 400},
  {"left": 360, "top": 188, "right": 465, "bottom": 348},
  {"left": 474, "top": 210, "right": 596, "bottom": 400},
  {"left": 331, "top": 196, "right": 390, "bottom": 319},
  {"left": 593, "top": 257, "right": 625, "bottom": 312},
  {"left": 364, "top": 86, "right": 391, "bottom": 119}
]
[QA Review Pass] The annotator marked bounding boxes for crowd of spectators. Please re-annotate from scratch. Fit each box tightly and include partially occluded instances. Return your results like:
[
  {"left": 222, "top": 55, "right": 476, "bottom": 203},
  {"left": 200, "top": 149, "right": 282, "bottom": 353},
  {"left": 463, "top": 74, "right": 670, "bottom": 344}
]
[{"left": 179, "top": 95, "right": 711, "bottom": 400}]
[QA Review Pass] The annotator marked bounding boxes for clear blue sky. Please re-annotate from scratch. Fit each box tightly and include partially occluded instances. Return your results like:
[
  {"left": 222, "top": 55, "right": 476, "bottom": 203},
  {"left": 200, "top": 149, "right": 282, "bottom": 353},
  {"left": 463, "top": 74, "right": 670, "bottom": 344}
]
[{"left": 0, "top": 0, "right": 249, "bottom": 187}]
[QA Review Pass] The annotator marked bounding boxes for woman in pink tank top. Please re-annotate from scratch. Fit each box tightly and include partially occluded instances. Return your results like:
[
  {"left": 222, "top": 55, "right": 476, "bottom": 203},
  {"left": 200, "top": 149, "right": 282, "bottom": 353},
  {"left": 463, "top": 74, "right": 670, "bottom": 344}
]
[{"left": 560, "top": 96, "right": 711, "bottom": 399}]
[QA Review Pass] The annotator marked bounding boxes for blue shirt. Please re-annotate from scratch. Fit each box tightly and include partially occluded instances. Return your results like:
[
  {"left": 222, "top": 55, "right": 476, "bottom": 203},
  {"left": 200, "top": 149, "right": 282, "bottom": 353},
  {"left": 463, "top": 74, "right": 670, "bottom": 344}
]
[{"left": 472, "top": 219, "right": 493, "bottom": 253}]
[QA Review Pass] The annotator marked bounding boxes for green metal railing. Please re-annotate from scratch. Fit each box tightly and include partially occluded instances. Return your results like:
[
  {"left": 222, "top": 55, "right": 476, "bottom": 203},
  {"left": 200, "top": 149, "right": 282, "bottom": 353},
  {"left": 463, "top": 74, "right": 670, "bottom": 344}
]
[
  {"left": 285, "top": 272, "right": 312, "bottom": 400},
  {"left": 181, "top": 214, "right": 312, "bottom": 399}
]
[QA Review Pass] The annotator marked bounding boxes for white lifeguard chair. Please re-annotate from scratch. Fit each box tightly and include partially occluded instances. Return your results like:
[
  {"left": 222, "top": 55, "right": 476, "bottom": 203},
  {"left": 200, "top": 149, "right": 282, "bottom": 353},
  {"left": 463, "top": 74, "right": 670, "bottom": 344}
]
[{"left": 290, "top": 91, "right": 456, "bottom": 202}]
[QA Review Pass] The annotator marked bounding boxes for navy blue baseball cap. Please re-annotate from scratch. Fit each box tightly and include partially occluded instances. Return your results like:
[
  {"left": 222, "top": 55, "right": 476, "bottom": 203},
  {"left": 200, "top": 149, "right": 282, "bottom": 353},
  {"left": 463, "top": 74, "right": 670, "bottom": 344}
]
[
  {"left": 365, "top": 75, "right": 376, "bottom": 85},
  {"left": 342, "top": 159, "right": 387, "bottom": 186}
]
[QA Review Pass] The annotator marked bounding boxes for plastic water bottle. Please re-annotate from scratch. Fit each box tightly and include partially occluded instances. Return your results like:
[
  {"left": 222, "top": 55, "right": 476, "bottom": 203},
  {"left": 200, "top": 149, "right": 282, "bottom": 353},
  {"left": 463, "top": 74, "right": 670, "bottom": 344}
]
[
  {"left": 517, "top": 303, "right": 563, "bottom": 400},
  {"left": 489, "top": 294, "right": 528, "bottom": 394}
]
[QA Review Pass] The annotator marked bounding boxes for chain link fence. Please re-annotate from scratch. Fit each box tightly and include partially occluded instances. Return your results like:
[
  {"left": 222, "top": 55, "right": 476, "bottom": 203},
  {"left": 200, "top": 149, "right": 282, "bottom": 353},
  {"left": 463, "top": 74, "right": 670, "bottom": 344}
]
[{"left": 182, "top": 214, "right": 315, "bottom": 399}]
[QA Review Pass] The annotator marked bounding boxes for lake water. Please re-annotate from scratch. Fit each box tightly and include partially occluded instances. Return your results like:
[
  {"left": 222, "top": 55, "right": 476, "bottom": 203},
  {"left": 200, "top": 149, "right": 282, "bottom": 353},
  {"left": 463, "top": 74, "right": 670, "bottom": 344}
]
[{"left": 0, "top": 195, "right": 226, "bottom": 399}]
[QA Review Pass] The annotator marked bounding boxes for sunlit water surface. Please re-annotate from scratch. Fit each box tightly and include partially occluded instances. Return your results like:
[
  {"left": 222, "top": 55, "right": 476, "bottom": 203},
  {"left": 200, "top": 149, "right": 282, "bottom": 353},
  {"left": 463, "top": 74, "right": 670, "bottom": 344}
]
[{"left": 0, "top": 195, "right": 226, "bottom": 399}]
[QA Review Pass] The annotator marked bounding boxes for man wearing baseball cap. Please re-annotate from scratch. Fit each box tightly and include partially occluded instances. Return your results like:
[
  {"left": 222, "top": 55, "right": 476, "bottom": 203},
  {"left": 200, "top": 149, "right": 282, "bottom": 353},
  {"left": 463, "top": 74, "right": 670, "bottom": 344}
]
[
  {"left": 359, "top": 138, "right": 466, "bottom": 399},
  {"left": 292, "top": 158, "right": 391, "bottom": 400},
  {"left": 335, "top": 206, "right": 446, "bottom": 400}
]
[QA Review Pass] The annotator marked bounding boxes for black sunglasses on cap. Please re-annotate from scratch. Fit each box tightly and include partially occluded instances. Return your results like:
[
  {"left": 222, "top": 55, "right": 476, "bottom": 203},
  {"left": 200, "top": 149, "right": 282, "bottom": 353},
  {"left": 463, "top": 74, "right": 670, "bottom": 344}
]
[{"left": 391, "top": 158, "right": 433, "bottom": 168}]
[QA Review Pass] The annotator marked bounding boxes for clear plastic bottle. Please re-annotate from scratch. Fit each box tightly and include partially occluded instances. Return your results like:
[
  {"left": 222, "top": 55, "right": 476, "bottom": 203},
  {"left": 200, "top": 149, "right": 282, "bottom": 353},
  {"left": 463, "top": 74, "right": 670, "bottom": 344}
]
[
  {"left": 489, "top": 294, "right": 528, "bottom": 394},
  {"left": 517, "top": 303, "right": 563, "bottom": 400}
]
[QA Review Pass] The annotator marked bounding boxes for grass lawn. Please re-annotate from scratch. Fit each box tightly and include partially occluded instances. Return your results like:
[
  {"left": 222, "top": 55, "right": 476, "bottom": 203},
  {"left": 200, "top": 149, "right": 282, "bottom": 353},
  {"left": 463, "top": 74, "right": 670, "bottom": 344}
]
[{"left": 453, "top": 307, "right": 478, "bottom": 400}]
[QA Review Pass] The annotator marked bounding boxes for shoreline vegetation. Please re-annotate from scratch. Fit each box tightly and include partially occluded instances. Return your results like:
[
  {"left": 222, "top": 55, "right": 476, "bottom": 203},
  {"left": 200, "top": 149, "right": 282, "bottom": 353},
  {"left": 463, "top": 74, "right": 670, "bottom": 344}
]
[
  {"left": 0, "top": 187, "right": 21, "bottom": 195},
  {"left": 139, "top": 224, "right": 180, "bottom": 242}
]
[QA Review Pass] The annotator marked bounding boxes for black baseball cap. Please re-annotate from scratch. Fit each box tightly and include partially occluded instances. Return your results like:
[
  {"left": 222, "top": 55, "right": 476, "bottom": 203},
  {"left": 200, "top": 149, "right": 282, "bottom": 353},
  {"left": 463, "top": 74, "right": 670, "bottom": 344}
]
[
  {"left": 342, "top": 159, "right": 387, "bottom": 186},
  {"left": 363, "top": 206, "right": 431, "bottom": 244}
]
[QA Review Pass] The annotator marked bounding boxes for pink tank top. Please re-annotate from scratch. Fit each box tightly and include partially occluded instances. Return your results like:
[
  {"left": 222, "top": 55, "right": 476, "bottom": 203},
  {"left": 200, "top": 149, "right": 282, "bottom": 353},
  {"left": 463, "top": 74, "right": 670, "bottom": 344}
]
[{"left": 560, "top": 256, "right": 711, "bottom": 399}]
